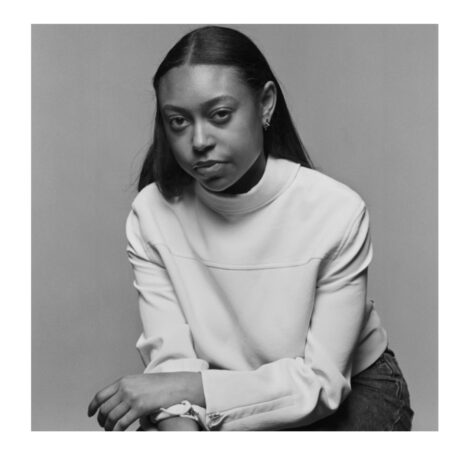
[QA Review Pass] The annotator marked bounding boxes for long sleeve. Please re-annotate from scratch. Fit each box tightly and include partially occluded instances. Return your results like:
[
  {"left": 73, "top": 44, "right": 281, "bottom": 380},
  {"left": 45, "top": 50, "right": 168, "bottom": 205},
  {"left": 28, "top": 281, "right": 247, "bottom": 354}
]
[
  {"left": 126, "top": 209, "right": 209, "bottom": 374},
  {"left": 200, "top": 200, "right": 373, "bottom": 430}
]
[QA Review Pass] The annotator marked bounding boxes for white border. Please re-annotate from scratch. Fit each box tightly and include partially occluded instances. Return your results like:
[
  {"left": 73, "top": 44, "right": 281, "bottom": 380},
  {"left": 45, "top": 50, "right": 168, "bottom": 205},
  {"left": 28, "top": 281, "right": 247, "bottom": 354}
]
[{"left": 2, "top": 0, "right": 469, "bottom": 458}]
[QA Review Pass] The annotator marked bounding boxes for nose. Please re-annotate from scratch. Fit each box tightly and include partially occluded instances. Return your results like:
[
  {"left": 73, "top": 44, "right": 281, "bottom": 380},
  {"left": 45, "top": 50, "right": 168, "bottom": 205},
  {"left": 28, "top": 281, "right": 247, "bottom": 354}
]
[{"left": 192, "top": 121, "right": 214, "bottom": 154}]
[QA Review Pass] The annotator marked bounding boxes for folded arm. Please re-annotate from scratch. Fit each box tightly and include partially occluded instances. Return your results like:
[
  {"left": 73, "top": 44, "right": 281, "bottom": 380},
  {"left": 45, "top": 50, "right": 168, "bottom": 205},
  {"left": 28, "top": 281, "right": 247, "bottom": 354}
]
[{"left": 127, "top": 200, "right": 373, "bottom": 431}]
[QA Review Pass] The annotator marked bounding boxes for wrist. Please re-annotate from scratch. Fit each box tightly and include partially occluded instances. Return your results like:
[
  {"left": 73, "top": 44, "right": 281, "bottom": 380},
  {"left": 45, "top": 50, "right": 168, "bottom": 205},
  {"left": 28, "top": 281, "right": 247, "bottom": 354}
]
[
  {"left": 165, "top": 372, "right": 206, "bottom": 408},
  {"left": 157, "top": 416, "right": 200, "bottom": 431}
]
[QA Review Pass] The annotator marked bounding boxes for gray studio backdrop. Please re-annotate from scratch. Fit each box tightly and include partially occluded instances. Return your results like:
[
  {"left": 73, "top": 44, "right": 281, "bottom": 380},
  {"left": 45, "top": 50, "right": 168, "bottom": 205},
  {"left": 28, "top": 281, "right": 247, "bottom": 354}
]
[{"left": 32, "top": 24, "right": 437, "bottom": 431}]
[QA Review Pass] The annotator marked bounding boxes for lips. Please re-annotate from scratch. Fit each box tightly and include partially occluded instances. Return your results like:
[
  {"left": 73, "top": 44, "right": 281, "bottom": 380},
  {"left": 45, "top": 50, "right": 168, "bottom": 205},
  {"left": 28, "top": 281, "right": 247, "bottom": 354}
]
[
  {"left": 193, "top": 161, "right": 225, "bottom": 176},
  {"left": 193, "top": 160, "right": 223, "bottom": 170}
]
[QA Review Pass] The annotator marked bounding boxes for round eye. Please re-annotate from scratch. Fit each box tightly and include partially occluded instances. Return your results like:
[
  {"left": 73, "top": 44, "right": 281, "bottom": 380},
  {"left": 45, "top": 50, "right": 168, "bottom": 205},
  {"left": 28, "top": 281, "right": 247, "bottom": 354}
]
[
  {"left": 169, "top": 116, "right": 189, "bottom": 130},
  {"left": 211, "top": 110, "right": 231, "bottom": 124}
]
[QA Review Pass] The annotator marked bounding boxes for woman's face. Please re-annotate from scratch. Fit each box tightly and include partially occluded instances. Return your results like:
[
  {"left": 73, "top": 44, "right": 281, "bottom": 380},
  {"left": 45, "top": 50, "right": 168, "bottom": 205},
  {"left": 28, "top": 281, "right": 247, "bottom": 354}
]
[{"left": 158, "top": 64, "right": 275, "bottom": 194}]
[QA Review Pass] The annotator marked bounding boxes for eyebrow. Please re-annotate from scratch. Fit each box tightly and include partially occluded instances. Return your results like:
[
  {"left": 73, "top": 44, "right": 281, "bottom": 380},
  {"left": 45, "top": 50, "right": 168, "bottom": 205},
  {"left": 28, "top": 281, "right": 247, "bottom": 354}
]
[{"left": 161, "top": 95, "right": 239, "bottom": 113}]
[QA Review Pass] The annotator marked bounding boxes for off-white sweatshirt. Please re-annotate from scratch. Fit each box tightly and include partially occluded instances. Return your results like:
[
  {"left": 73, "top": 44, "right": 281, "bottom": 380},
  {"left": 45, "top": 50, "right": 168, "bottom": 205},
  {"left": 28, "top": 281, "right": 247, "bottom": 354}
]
[{"left": 126, "top": 155, "right": 388, "bottom": 431}]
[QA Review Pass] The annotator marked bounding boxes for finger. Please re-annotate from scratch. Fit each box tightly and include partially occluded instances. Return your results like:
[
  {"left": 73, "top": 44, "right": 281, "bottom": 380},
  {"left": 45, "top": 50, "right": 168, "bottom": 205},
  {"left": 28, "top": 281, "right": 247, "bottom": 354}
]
[
  {"left": 104, "top": 401, "right": 130, "bottom": 431},
  {"left": 89, "top": 384, "right": 119, "bottom": 418},
  {"left": 97, "top": 392, "right": 123, "bottom": 428},
  {"left": 112, "top": 408, "right": 139, "bottom": 432},
  {"left": 88, "top": 381, "right": 120, "bottom": 417}
]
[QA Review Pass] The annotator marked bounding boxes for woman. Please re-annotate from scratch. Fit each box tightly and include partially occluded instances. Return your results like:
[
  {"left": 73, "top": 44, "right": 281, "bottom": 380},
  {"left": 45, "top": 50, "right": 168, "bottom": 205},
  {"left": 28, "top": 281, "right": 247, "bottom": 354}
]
[{"left": 87, "top": 25, "right": 414, "bottom": 431}]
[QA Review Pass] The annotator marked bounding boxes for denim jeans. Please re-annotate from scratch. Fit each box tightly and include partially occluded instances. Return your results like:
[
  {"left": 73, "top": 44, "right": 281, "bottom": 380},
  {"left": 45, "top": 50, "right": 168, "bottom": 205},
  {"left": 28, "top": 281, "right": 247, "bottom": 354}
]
[{"left": 284, "top": 347, "right": 414, "bottom": 431}]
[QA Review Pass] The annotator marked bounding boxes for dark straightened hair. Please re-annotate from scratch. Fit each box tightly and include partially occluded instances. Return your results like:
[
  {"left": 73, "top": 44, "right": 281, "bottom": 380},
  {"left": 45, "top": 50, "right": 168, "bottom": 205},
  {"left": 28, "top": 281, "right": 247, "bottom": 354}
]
[{"left": 138, "top": 25, "right": 315, "bottom": 200}]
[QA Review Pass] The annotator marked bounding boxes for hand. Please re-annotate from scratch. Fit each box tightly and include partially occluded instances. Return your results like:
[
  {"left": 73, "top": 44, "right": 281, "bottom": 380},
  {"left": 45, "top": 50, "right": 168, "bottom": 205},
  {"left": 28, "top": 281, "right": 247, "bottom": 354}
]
[{"left": 88, "top": 373, "right": 177, "bottom": 431}]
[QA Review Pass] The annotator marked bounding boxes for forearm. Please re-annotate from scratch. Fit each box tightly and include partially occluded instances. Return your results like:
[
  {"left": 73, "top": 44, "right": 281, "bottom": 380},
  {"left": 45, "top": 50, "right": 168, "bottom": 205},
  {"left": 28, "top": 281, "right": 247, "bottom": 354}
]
[
  {"left": 200, "top": 352, "right": 353, "bottom": 430},
  {"left": 157, "top": 416, "right": 201, "bottom": 431}
]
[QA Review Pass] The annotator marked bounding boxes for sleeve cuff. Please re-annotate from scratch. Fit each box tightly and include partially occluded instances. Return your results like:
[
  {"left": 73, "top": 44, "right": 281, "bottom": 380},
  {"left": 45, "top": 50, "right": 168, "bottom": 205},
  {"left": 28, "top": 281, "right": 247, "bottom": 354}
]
[{"left": 151, "top": 401, "right": 210, "bottom": 430}]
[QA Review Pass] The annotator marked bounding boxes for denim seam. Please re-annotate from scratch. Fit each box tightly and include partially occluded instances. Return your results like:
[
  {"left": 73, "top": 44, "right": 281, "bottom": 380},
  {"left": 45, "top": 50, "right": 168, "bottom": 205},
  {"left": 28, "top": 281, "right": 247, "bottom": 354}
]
[
  {"left": 388, "top": 405, "right": 405, "bottom": 430},
  {"left": 389, "top": 400, "right": 414, "bottom": 431},
  {"left": 384, "top": 356, "right": 413, "bottom": 430},
  {"left": 381, "top": 355, "right": 403, "bottom": 401}
]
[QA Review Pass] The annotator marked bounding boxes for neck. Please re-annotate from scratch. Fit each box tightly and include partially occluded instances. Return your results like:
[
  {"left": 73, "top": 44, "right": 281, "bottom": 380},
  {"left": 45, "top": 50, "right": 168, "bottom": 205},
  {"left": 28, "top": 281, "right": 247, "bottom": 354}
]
[{"left": 194, "top": 155, "right": 301, "bottom": 216}]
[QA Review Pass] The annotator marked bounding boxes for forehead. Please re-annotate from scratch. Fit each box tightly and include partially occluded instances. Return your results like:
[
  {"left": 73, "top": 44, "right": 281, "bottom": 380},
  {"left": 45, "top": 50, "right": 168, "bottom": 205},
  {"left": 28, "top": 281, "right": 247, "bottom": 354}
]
[{"left": 158, "top": 64, "right": 253, "bottom": 107}]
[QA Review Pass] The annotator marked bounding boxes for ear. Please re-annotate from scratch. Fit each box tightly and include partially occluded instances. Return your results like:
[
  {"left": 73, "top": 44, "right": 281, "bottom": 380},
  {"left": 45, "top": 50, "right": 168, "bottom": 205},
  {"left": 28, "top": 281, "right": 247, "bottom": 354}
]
[{"left": 260, "top": 81, "right": 277, "bottom": 123}]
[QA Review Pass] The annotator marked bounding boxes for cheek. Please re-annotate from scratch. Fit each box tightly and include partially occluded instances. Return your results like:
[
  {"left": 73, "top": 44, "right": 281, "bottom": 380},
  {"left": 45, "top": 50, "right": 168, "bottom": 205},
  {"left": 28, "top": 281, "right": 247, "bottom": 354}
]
[
  {"left": 223, "top": 109, "right": 262, "bottom": 150},
  {"left": 166, "top": 133, "right": 191, "bottom": 162},
  {"left": 227, "top": 120, "right": 262, "bottom": 153}
]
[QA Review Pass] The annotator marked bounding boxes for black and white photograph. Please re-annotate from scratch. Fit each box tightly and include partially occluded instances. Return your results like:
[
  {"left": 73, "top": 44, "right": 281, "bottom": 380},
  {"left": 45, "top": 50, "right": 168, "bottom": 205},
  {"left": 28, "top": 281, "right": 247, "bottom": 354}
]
[{"left": 30, "top": 24, "right": 437, "bottom": 432}]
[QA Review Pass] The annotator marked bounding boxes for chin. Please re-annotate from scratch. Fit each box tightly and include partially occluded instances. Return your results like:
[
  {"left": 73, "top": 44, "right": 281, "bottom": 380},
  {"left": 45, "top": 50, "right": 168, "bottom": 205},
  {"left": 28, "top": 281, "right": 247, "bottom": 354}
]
[
  {"left": 201, "top": 182, "right": 231, "bottom": 193},
  {"left": 200, "top": 176, "right": 238, "bottom": 193}
]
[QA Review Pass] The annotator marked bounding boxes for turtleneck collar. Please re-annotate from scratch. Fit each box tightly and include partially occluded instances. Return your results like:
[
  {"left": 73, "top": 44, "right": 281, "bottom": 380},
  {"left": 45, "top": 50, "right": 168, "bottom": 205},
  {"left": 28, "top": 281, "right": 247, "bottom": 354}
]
[{"left": 194, "top": 155, "right": 300, "bottom": 215}]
